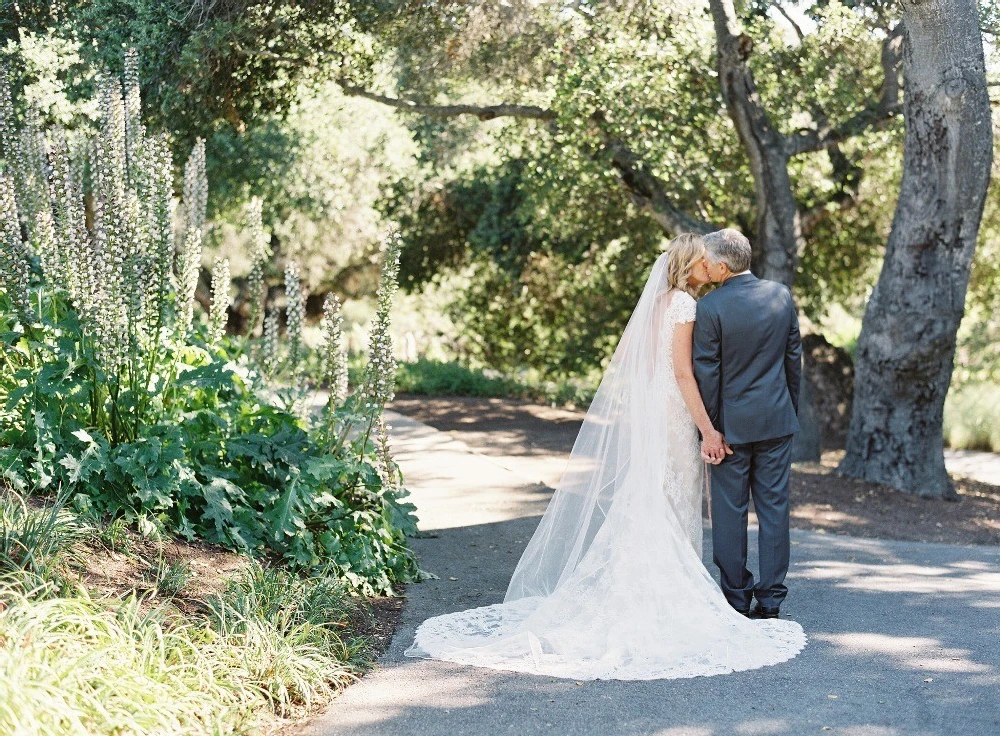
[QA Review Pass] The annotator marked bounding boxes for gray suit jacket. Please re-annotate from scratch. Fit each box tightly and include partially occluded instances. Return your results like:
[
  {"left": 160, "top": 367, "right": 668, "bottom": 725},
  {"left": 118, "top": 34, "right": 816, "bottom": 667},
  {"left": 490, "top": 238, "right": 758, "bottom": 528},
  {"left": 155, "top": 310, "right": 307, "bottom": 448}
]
[{"left": 692, "top": 273, "right": 802, "bottom": 446}]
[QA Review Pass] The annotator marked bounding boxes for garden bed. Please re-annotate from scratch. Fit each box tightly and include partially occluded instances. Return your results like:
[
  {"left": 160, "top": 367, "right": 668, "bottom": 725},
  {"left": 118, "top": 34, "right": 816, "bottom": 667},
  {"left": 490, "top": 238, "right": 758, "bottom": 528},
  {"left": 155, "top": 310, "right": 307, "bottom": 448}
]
[{"left": 0, "top": 492, "right": 408, "bottom": 735}]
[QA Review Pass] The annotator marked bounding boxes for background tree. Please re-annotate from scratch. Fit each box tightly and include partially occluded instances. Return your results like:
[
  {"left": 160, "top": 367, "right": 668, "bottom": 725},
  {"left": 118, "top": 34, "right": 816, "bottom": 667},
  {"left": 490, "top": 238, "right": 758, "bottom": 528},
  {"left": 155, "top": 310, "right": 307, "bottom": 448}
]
[
  {"left": 5, "top": 0, "right": 1000, "bottom": 479},
  {"left": 839, "top": 0, "right": 993, "bottom": 497}
]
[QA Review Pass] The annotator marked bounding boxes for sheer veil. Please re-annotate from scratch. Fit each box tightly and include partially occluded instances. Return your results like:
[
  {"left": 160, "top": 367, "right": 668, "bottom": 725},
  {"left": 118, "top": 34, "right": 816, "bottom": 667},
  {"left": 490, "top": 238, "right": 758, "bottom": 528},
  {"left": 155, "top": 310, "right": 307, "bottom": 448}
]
[
  {"left": 405, "top": 252, "right": 807, "bottom": 680},
  {"left": 506, "top": 252, "right": 691, "bottom": 602}
]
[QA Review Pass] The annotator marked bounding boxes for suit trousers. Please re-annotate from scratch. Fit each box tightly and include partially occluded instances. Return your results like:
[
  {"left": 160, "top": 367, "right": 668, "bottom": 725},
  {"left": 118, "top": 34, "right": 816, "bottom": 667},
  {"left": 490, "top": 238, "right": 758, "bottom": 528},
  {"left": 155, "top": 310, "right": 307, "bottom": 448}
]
[{"left": 710, "top": 434, "right": 793, "bottom": 610}]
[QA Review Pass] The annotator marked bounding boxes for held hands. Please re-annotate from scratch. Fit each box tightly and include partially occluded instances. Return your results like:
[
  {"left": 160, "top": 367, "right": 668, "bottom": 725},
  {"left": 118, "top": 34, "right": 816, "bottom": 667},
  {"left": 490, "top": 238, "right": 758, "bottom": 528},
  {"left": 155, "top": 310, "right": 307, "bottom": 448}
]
[{"left": 700, "top": 428, "right": 733, "bottom": 465}]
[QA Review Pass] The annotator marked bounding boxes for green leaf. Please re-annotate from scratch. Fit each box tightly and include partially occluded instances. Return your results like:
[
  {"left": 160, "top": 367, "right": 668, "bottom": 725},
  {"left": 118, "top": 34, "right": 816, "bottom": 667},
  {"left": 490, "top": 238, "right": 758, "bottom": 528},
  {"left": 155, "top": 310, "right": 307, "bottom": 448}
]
[{"left": 200, "top": 477, "right": 245, "bottom": 545}]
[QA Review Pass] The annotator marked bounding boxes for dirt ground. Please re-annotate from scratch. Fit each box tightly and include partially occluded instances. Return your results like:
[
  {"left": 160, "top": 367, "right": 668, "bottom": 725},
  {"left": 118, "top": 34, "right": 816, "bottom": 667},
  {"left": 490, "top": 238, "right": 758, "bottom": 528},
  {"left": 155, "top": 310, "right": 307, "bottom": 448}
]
[
  {"left": 390, "top": 394, "right": 1000, "bottom": 547},
  {"left": 71, "top": 529, "right": 402, "bottom": 662},
  {"left": 73, "top": 533, "right": 247, "bottom": 617}
]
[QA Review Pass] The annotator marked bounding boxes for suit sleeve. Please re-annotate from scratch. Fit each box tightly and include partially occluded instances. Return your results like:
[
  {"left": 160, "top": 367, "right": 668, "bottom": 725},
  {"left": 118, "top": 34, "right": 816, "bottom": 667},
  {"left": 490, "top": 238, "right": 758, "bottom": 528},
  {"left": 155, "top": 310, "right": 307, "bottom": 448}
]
[
  {"left": 692, "top": 300, "right": 722, "bottom": 432},
  {"left": 784, "top": 290, "right": 802, "bottom": 415}
]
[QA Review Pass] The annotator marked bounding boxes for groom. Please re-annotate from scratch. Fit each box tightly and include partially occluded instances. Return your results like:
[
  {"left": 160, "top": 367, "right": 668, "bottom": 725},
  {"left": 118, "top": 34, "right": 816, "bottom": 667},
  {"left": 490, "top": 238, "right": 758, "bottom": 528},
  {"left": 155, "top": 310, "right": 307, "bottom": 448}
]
[{"left": 692, "top": 229, "right": 802, "bottom": 620}]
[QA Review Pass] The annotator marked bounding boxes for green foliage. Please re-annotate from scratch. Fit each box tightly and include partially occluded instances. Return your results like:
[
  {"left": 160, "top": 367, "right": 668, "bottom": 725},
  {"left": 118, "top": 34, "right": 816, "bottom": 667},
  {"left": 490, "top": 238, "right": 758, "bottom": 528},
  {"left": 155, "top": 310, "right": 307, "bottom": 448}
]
[
  {"left": 96, "top": 515, "right": 133, "bottom": 554},
  {"left": 204, "top": 83, "right": 418, "bottom": 289},
  {"left": 392, "top": 152, "right": 665, "bottom": 377},
  {"left": 43, "top": 1, "right": 365, "bottom": 145},
  {"left": 0, "top": 561, "right": 367, "bottom": 734},
  {"left": 207, "top": 560, "right": 363, "bottom": 715},
  {"left": 0, "top": 258, "right": 417, "bottom": 595},
  {"left": 376, "top": 2, "right": 913, "bottom": 378},
  {"left": 148, "top": 556, "right": 192, "bottom": 597},
  {"left": 395, "top": 358, "right": 599, "bottom": 408},
  {"left": 0, "top": 56, "right": 418, "bottom": 595},
  {"left": 0, "top": 586, "right": 248, "bottom": 735},
  {"left": 944, "top": 383, "right": 1000, "bottom": 454},
  {"left": 0, "top": 489, "right": 88, "bottom": 593},
  {"left": 3, "top": 0, "right": 921, "bottom": 385},
  {"left": 396, "top": 358, "right": 525, "bottom": 399}
]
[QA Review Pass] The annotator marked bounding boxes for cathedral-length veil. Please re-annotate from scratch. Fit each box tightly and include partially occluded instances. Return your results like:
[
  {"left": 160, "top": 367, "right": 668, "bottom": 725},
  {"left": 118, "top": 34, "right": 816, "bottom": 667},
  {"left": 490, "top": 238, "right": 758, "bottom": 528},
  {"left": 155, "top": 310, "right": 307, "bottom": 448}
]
[{"left": 406, "top": 254, "right": 806, "bottom": 680}]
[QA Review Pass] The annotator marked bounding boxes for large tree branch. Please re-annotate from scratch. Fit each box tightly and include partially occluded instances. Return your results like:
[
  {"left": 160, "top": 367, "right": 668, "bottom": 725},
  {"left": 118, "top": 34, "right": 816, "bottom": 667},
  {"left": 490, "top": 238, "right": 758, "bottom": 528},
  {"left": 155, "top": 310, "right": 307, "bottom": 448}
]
[
  {"left": 338, "top": 83, "right": 714, "bottom": 234},
  {"left": 772, "top": 2, "right": 805, "bottom": 42},
  {"left": 595, "top": 120, "right": 715, "bottom": 234},
  {"left": 787, "top": 24, "right": 903, "bottom": 156},
  {"left": 339, "top": 83, "right": 556, "bottom": 122}
]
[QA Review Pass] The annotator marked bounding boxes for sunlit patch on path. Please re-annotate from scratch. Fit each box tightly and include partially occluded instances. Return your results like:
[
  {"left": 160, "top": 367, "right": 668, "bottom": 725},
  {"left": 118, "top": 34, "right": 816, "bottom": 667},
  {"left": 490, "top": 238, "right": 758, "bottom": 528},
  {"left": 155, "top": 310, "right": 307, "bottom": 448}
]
[{"left": 299, "top": 413, "right": 1000, "bottom": 736}]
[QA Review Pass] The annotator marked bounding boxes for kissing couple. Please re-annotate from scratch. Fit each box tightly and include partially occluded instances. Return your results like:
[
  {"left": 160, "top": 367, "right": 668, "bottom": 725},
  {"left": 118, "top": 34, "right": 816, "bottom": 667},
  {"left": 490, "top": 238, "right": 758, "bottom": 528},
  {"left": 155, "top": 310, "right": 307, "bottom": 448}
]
[{"left": 407, "top": 229, "right": 807, "bottom": 680}]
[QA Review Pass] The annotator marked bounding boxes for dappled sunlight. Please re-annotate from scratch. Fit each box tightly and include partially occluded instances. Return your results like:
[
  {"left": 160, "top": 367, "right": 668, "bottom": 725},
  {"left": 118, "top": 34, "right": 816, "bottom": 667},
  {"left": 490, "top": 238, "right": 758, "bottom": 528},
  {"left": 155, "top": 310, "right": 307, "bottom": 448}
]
[
  {"left": 791, "top": 505, "right": 869, "bottom": 529},
  {"left": 966, "top": 673, "right": 1000, "bottom": 686},
  {"left": 794, "top": 559, "right": 1000, "bottom": 595},
  {"left": 733, "top": 719, "right": 788, "bottom": 734},
  {"left": 324, "top": 664, "right": 493, "bottom": 728},
  {"left": 373, "top": 404, "right": 1000, "bottom": 736},
  {"left": 812, "top": 632, "right": 992, "bottom": 674}
]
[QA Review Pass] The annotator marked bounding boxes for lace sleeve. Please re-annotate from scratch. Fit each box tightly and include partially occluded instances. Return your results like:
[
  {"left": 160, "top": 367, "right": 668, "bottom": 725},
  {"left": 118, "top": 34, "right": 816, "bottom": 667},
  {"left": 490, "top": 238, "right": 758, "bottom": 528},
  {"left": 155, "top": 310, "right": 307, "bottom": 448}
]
[{"left": 673, "top": 292, "right": 697, "bottom": 324}]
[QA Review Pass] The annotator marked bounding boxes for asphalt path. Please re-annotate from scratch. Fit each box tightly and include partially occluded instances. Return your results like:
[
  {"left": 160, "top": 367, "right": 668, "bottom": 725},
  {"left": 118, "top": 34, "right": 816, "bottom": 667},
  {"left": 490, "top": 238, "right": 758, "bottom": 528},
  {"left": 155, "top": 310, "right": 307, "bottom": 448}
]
[{"left": 300, "top": 411, "right": 1000, "bottom": 736}]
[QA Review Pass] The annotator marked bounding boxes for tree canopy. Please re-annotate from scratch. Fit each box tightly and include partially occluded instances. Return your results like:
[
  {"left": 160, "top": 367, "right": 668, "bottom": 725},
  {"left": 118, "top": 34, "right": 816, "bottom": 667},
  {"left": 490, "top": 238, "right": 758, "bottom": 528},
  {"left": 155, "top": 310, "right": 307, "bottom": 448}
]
[{"left": 3, "top": 0, "right": 997, "bottom": 388}]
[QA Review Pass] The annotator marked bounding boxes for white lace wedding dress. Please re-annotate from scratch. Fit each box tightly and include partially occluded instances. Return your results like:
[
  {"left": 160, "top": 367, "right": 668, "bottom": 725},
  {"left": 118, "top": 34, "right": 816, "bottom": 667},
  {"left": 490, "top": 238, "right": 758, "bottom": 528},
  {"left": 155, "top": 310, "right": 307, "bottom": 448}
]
[{"left": 406, "top": 255, "right": 807, "bottom": 680}]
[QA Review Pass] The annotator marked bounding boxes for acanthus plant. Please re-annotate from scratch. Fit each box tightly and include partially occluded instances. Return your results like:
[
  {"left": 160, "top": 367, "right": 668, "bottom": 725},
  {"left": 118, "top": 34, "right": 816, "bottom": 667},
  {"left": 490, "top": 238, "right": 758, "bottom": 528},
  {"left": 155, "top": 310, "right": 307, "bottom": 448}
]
[{"left": 0, "top": 52, "right": 419, "bottom": 594}]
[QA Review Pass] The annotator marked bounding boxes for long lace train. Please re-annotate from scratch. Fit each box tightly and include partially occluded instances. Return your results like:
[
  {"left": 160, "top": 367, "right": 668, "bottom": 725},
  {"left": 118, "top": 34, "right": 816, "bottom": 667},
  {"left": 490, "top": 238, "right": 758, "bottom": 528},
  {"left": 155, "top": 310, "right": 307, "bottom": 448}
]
[
  {"left": 405, "top": 262, "right": 807, "bottom": 680},
  {"left": 406, "top": 466, "right": 806, "bottom": 680}
]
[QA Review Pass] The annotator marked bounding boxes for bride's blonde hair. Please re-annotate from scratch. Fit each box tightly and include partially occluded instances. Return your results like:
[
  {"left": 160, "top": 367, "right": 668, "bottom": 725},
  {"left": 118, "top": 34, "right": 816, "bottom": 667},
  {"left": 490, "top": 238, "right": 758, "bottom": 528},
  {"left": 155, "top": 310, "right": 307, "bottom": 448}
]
[{"left": 663, "top": 233, "right": 706, "bottom": 298}]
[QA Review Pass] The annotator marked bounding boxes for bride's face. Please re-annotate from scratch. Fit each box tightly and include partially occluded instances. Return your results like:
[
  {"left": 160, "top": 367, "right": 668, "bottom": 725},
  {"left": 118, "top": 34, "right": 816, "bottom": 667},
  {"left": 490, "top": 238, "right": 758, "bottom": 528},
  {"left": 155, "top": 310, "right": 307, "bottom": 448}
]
[{"left": 687, "top": 252, "right": 712, "bottom": 288}]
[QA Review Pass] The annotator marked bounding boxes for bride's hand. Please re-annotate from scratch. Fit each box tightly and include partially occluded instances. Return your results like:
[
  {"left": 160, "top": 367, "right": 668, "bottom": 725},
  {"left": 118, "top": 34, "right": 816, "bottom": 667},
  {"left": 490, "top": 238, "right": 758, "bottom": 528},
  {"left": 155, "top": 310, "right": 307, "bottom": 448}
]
[{"left": 701, "top": 428, "right": 733, "bottom": 465}]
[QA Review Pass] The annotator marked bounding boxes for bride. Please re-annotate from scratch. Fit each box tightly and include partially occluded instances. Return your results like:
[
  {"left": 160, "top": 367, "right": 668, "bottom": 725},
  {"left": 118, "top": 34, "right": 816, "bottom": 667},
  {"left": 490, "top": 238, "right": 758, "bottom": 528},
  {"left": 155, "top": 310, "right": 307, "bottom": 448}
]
[{"left": 405, "top": 234, "right": 807, "bottom": 680}]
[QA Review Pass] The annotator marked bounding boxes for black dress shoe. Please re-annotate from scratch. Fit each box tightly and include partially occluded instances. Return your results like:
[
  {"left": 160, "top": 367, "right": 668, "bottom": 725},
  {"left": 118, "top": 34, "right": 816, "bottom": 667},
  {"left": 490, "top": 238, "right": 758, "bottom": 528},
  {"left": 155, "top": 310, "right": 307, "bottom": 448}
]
[{"left": 750, "top": 603, "right": 780, "bottom": 619}]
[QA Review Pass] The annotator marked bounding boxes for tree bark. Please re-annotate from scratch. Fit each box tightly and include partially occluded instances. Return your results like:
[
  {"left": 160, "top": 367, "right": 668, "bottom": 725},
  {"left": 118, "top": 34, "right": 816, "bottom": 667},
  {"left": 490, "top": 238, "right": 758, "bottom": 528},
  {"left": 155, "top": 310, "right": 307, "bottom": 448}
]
[
  {"left": 839, "top": 0, "right": 992, "bottom": 498},
  {"left": 708, "top": 0, "right": 801, "bottom": 287}
]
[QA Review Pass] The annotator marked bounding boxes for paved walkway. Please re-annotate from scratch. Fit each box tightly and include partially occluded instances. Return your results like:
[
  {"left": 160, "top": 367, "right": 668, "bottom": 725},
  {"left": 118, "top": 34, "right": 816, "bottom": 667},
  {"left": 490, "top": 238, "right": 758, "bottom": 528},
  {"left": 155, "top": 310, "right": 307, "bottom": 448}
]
[
  {"left": 301, "top": 412, "right": 1000, "bottom": 736},
  {"left": 944, "top": 449, "right": 1000, "bottom": 486}
]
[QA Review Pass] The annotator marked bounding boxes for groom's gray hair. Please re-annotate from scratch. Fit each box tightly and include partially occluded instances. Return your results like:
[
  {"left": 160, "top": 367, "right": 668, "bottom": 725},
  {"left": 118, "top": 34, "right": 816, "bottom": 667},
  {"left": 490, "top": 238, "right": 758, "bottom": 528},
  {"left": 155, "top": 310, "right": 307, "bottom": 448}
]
[{"left": 703, "top": 229, "right": 752, "bottom": 274}]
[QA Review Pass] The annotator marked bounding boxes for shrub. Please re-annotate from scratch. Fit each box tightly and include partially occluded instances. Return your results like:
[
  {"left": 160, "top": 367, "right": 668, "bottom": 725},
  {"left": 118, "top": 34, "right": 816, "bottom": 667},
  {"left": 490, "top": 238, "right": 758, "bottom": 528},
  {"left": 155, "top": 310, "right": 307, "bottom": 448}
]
[
  {"left": 944, "top": 382, "right": 1000, "bottom": 453},
  {"left": 395, "top": 357, "right": 525, "bottom": 397},
  {"left": 0, "top": 55, "right": 418, "bottom": 594},
  {"left": 394, "top": 357, "right": 600, "bottom": 408}
]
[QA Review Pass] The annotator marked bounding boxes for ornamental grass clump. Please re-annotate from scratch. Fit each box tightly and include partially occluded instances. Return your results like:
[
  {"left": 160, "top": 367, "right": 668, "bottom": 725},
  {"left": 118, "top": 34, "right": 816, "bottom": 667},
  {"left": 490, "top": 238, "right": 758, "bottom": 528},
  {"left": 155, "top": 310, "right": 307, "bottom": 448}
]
[
  {"left": 0, "top": 489, "right": 88, "bottom": 593},
  {"left": 0, "top": 563, "right": 366, "bottom": 735},
  {"left": 0, "top": 52, "right": 419, "bottom": 594},
  {"left": 206, "top": 560, "right": 362, "bottom": 715},
  {"left": 0, "top": 587, "right": 245, "bottom": 736}
]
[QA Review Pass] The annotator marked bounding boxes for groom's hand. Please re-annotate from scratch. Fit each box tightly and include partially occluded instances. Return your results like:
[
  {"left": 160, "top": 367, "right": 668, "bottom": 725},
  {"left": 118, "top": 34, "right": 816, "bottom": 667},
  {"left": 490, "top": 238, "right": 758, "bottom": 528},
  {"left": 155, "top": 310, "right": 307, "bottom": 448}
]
[{"left": 701, "top": 429, "right": 733, "bottom": 465}]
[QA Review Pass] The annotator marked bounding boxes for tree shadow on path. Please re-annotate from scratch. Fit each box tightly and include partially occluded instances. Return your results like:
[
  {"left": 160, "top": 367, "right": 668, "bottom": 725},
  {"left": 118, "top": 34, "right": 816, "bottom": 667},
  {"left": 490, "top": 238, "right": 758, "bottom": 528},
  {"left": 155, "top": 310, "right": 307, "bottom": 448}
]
[{"left": 303, "top": 510, "right": 1000, "bottom": 736}]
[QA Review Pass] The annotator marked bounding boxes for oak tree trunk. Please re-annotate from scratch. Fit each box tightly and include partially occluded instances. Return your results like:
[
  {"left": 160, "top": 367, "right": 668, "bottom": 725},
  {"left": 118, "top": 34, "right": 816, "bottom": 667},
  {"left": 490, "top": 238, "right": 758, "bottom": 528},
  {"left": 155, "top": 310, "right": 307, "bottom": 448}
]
[
  {"left": 839, "top": 0, "right": 992, "bottom": 498},
  {"left": 709, "top": 0, "right": 801, "bottom": 287}
]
